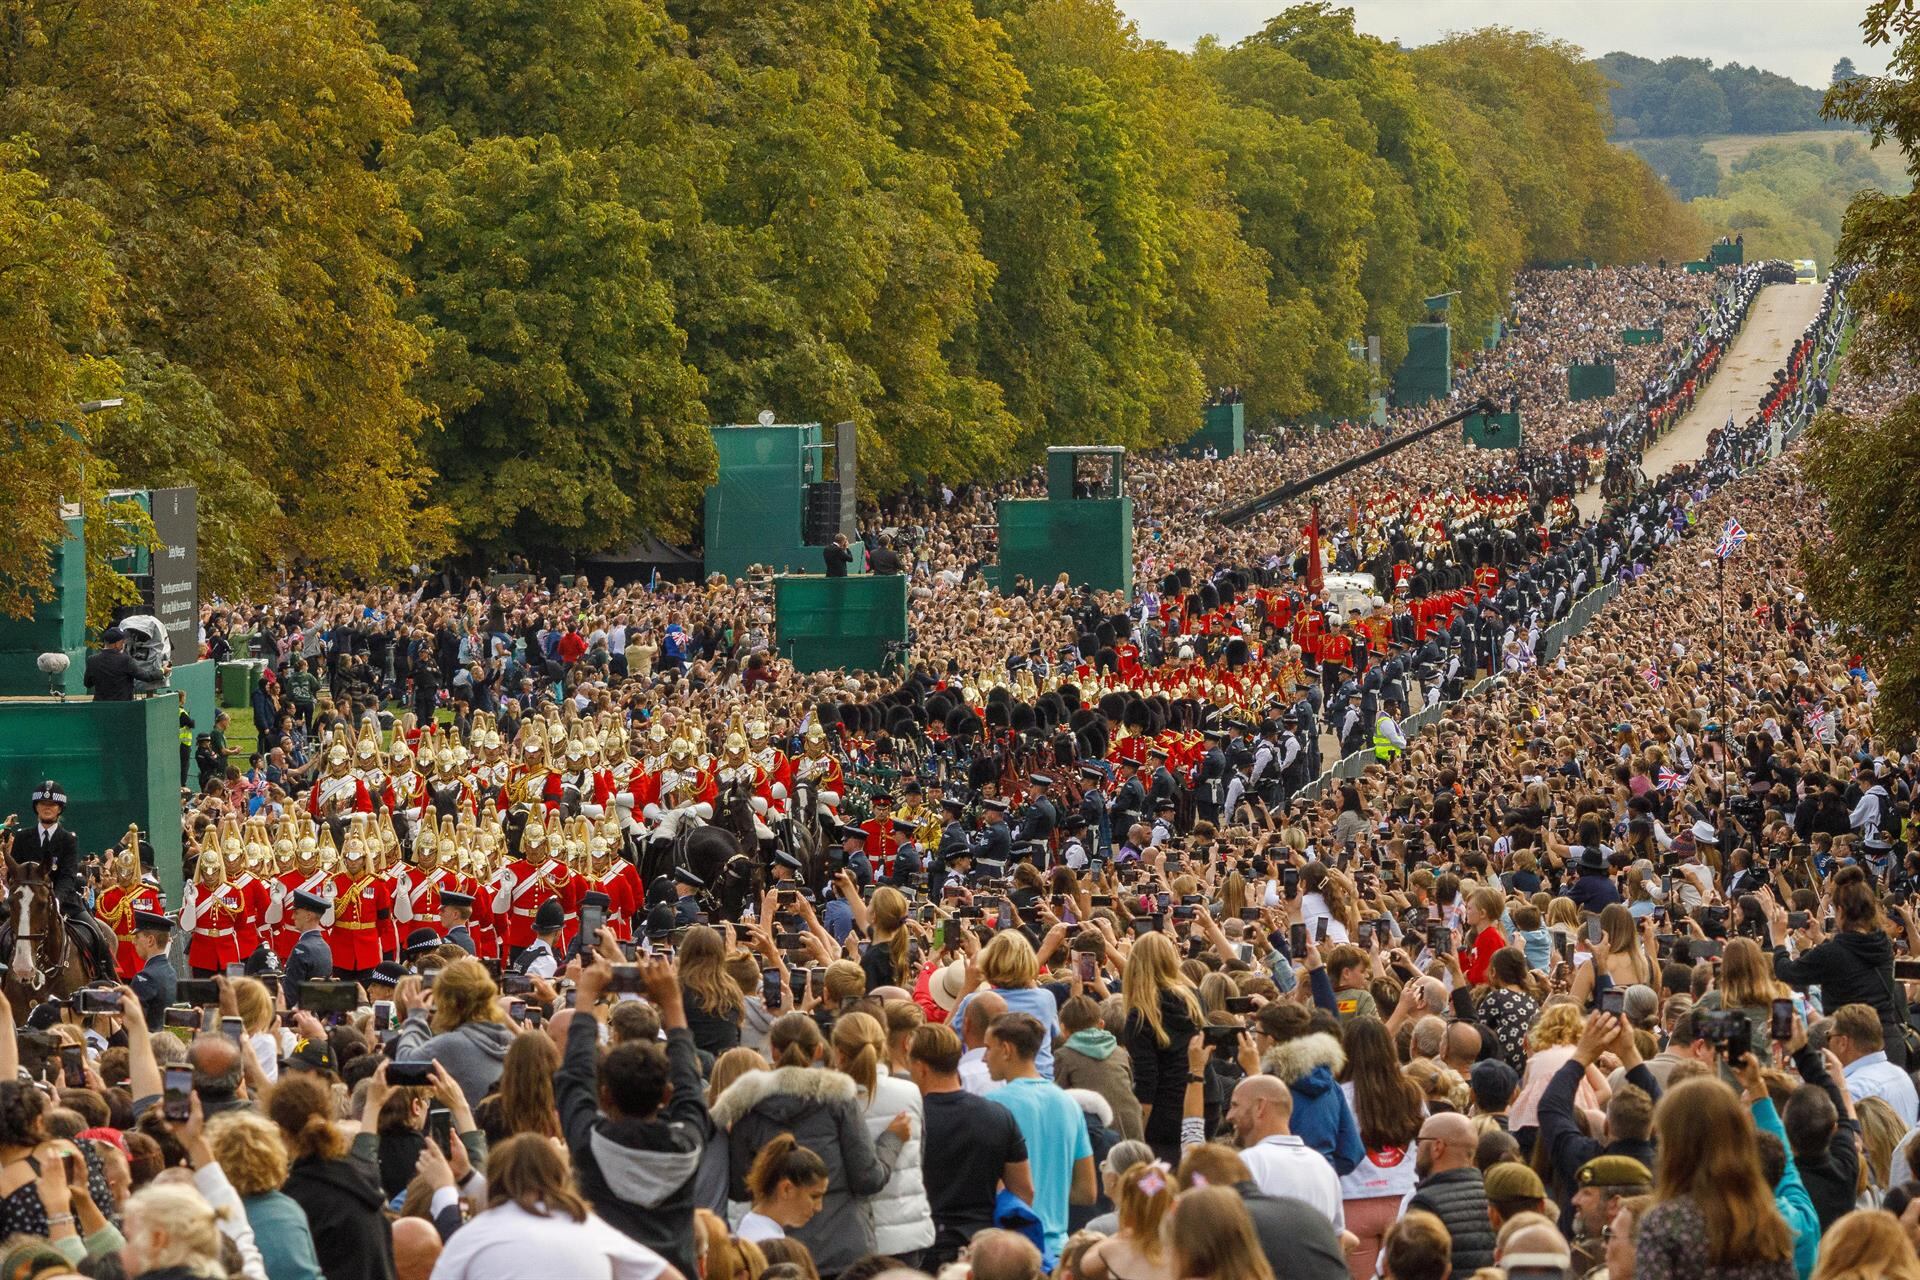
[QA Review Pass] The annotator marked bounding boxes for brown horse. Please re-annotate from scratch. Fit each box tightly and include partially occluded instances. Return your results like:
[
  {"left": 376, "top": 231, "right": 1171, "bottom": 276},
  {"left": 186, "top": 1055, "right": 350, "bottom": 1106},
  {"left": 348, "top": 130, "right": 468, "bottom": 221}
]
[{"left": 0, "top": 857, "right": 96, "bottom": 1010}]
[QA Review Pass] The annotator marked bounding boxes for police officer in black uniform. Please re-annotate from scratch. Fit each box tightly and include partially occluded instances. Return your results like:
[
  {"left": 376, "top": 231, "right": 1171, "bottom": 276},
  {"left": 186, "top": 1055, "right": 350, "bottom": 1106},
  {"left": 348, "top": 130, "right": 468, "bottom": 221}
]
[
  {"left": 1058, "top": 813, "right": 1090, "bottom": 870},
  {"left": 128, "top": 909, "right": 178, "bottom": 1028},
  {"left": 513, "top": 899, "right": 563, "bottom": 978},
  {"left": 282, "top": 890, "right": 335, "bottom": 1006},
  {"left": 832, "top": 824, "right": 875, "bottom": 888},
  {"left": 16, "top": 781, "right": 86, "bottom": 915},
  {"left": 935, "top": 796, "right": 972, "bottom": 863}
]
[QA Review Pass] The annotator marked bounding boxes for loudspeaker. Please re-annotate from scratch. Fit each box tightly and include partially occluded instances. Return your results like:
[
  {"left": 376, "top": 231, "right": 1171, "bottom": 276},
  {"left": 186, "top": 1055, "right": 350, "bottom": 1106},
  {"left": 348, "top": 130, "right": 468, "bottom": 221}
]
[{"left": 804, "top": 482, "right": 842, "bottom": 544}]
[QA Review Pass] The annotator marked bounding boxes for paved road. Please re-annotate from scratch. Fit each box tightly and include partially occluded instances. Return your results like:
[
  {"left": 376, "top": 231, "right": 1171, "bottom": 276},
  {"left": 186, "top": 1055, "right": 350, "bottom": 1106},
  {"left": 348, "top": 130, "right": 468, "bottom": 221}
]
[{"left": 1575, "top": 282, "right": 1828, "bottom": 520}]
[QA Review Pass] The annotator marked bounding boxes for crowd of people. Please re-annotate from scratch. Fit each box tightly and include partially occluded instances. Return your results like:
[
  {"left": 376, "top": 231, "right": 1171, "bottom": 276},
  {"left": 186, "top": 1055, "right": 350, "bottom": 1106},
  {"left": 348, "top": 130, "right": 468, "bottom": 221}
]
[{"left": 6, "top": 259, "right": 1915, "bottom": 1280}]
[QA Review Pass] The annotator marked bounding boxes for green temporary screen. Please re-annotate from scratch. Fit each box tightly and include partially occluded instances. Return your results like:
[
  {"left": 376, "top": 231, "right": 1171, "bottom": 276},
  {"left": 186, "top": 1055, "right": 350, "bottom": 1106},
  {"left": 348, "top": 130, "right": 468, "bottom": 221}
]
[
  {"left": 774, "top": 575, "right": 910, "bottom": 673},
  {"left": 1393, "top": 323, "right": 1451, "bottom": 406},
  {"left": 1568, "top": 362, "right": 1617, "bottom": 402},
  {"left": 1180, "top": 402, "right": 1244, "bottom": 458},
  {"left": 0, "top": 697, "right": 184, "bottom": 903},
  {"left": 703, "top": 424, "right": 858, "bottom": 580},
  {"left": 1463, "top": 411, "right": 1523, "bottom": 449},
  {"left": 1684, "top": 260, "right": 1715, "bottom": 274},
  {"left": 1709, "top": 242, "right": 1743, "bottom": 266},
  {"left": 998, "top": 497, "right": 1133, "bottom": 596},
  {"left": 0, "top": 516, "right": 85, "bottom": 697},
  {"left": 1621, "top": 327, "right": 1663, "bottom": 346}
]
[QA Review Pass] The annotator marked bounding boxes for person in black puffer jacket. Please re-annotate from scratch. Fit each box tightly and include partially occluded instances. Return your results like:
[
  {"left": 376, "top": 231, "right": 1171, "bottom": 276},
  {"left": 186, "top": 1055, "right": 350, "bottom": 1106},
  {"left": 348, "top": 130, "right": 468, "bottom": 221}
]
[
  {"left": 1768, "top": 865, "right": 1908, "bottom": 1066},
  {"left": 1121, "top": 934, "right": 1205, "bottom": 1165},
  {"left": 1405, "top": 1112, "right": 1495, "bottom": 1277}
]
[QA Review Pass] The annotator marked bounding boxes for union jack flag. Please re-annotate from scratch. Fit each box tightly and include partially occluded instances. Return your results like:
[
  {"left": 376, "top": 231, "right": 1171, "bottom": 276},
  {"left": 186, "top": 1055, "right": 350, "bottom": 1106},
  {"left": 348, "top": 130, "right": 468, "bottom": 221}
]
[
  {"left": 1642, "top": 664, "right": 1661, "bottom": 688},
  {"left": 1657, "top": 767, "right": 1686, "bottom": 791},
  {"left": 1715, "top": 517, "right": 1749, "bottom": 559}
]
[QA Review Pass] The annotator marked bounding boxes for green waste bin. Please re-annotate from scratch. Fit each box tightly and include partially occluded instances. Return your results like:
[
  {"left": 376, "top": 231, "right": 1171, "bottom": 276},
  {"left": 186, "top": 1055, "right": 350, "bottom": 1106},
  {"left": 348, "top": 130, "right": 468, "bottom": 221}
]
[{"left": 218, "top": 661, "right": 260, "bottom": 709}]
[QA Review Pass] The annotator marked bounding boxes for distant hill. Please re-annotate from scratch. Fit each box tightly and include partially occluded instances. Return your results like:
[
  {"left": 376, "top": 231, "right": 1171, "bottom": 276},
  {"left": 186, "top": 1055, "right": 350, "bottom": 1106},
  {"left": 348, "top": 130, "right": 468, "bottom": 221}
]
[
  {"left": 1620, "top": 130, "right": 1910, "bottom": 265},
  {"left": 1595, "top": 52, "right": 1842, "bottom": 138}
]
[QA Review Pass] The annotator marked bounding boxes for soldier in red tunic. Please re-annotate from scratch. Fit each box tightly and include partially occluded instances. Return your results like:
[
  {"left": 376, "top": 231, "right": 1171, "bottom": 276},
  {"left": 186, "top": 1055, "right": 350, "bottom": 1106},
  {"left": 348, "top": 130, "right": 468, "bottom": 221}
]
[{"left": 94, "top": 829, "right": 162, "bottom": 980}]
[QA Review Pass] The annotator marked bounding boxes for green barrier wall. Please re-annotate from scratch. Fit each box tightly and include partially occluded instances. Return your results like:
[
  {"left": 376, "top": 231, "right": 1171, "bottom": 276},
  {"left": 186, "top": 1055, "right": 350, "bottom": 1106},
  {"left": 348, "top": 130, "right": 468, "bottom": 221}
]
[
  {"left": 1568, "top": 362, "right": 1617, "bottom": 402},
  {"left": 1463, "top": 411, "right": 1523, "bottom": 448},
  {"left": 703, "top": 424, "right": 861, "bottom": 580},
  {"left": 998, "top": 497, "right": 1134, "bottom": 595},
  {"left": 1179, "top": 402, "right": 1244, "bottom": 458},
  {"left": 1621, "top": 326, "right": 1663, "bottom": 346},
  {"left": 774, "top": 574, "right": 910, "bottom": 673},
  {"left": 0, "top": 697, "right": 183, "bottom": 904},
  {"left": 0, "top": 517, "right": 85, "bottom": 697},
  {"left": 1393, "top": 323, "right": 1451, "bottom": 406},
  {"left": 165, "top": 660, "right": 217, "bottom": 763},
  {"left": 1709, "top": 242, "right": 1743, "bottom": 266},
  {"left": 1684, "top": 260, "right": 1715, "bottom": 274}
]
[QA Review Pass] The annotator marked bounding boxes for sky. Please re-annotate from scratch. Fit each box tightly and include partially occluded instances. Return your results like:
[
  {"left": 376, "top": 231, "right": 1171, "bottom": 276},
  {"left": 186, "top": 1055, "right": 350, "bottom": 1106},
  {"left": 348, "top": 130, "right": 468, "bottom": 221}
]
[{"left": 1115, "top": 0, "right": 1888, "bottom": 90}]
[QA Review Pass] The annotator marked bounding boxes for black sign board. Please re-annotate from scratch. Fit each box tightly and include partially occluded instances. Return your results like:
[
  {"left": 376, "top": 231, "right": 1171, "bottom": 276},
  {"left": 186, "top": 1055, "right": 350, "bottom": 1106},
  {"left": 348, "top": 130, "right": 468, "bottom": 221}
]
[{"left": 148, "top": 487, "right": 198, "bottom": 661}]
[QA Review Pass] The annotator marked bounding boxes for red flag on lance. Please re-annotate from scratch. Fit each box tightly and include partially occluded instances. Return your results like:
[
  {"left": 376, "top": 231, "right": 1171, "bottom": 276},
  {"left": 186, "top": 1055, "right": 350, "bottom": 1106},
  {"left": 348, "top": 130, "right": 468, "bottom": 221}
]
[{"left": 1305, "top": 506, "right": 1325, "bottom": 597}]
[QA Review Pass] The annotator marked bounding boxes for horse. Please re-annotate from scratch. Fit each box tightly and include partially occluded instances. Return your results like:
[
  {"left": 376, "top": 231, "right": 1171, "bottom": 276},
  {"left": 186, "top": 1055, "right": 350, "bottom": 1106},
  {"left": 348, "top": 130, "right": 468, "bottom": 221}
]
[{"left": 0, "top": 857, "right": 98, "bottom": 1010}]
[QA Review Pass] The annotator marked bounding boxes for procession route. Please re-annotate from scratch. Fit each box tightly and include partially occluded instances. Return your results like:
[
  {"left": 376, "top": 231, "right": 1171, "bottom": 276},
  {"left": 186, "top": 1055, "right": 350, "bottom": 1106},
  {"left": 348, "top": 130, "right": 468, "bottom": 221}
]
[{"left": 1575, "top": 281, "right": 1829, "bottom": 521}]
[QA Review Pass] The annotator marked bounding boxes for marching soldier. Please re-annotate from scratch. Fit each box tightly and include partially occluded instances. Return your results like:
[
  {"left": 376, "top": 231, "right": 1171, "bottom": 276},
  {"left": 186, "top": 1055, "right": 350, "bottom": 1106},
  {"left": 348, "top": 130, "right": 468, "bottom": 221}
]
[
  {"left": 1076, "top": 764, "right": 1111, "bottom": 858},
  {"left": 1195, "top": 730, "right": 1229, "bottom": 825},
  {"left": 971, "top": 799, "right": 1013, "bottom": 874},
  {"left": 1146, "top": 747, "right": 1178, "bottom": 817},
  {"left": 1108, "top": 760, "right": 1146, "bottom": 846},
  {"left": 1014, "top": 774, "right": 1059, "bottom": 850}
]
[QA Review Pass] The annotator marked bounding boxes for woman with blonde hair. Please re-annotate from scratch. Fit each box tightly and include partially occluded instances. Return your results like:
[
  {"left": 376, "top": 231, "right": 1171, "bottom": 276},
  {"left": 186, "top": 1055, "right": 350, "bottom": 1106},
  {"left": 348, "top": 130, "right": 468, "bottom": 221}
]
[
  {"left": 393, "top": 956, "right": 514, "bottom": 1104},
  {"left": 121, "top": 1183, "right": 225, "bottom": 1280},
  {"left": 1570, "top": 903, "right": 1652, "bottom": 1004},
  {"left": 1811, "top": 1208, "right": 1920, "bottom": 1280},
  {"left": 679, "top": 923, "right": 748, "bottom": 1057},
  {"left": 1635, "top": 1077, "right": 1795, "bottom": 1279},
  {"left": 695, "top": 1047, "right": 772, "bottom": 1215},
  {"left": 831, "top": 1011, "right": 931, "bottom": 1262},
  {"left": 1695, "top": 938, "right": 1792, "bottom": 1065},
  {"left": 951, "top": 930, "right": 1062, "bottom": 1078},
  {"left": 1079, "top": 1161, "right": 1176, "bottom": 1280},
  {"left": 698, "top": 1207, "right": 768, "bottom": 1280},
  {"left": 207, "top": 1109, "right": 324, "bottom": 1280},
  {"left": 1857, "top": 1097, "right": 1905, "bottom": 1204},
  {"left": 232, "top": 976, "right": 281, "bottom": 1082},
  {"left": 1122, "top": 931, "right": 1205, "bottom": 1163},
  {"left": 860, "top": 887, "right": 913, "bottom": 991},
  {"left": 1508, "top": 1002, "right": 1608, "bottom": 1135},
  {"left": 431, "top": 1134, "right": 673, "bottom": 1279},
  {"left": 1164, "top": 1184, "right": 1274, "bottom": 1280}
]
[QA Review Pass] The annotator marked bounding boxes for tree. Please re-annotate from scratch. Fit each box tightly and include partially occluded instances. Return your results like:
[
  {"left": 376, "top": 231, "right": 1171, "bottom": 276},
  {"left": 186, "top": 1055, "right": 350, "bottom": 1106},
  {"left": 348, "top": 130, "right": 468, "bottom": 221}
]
[
  {"left": 0, "top": 143, "right": 126, "bottom": 621},
  {"left": 0, "top": 0, "right": 438, "bottom": 594},
  {"left": 392, "top": 131, "right": 711, "bottom": 559},
  {"left": 1663, "top": 71, "right": 1732, "bottom": 135},
  {"left": 1833, "top": 56, "right": 1860, "bottom": 85},
  {"left": 1802, "top": 0, "right": 1920, "bottom": 732}
]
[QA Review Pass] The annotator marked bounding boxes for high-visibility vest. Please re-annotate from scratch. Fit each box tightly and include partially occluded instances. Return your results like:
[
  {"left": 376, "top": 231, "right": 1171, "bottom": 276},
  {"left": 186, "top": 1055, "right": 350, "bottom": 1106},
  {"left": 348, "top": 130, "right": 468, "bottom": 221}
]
[{"left": 1372, "top": 715, "right": 1400, "bottom": 762}]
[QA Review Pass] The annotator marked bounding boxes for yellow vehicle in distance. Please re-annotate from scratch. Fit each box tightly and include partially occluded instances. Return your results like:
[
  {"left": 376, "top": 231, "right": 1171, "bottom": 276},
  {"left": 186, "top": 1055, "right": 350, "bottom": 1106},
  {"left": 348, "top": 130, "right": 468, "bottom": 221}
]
[{"left": 1793, "top": 259, "right": 1819, "bottom": 283}]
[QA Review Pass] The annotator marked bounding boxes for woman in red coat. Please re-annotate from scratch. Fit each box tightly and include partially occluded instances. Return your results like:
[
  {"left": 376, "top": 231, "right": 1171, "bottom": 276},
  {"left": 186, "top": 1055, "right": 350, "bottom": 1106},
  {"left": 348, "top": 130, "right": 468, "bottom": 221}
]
[{"left": 1462, "top": 886, "right": 1510, "bottom": 986}]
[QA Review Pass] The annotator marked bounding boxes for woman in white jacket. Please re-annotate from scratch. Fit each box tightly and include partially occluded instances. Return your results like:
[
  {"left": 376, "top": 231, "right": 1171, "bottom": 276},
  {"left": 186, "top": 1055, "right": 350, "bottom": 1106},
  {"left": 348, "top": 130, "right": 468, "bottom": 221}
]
[
  {"left": 831, "top": 1012, "right": 933, "bottom": 1263},
  {"left": 431, "top": 1135, "right": 678, "bottom": 1280}
]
